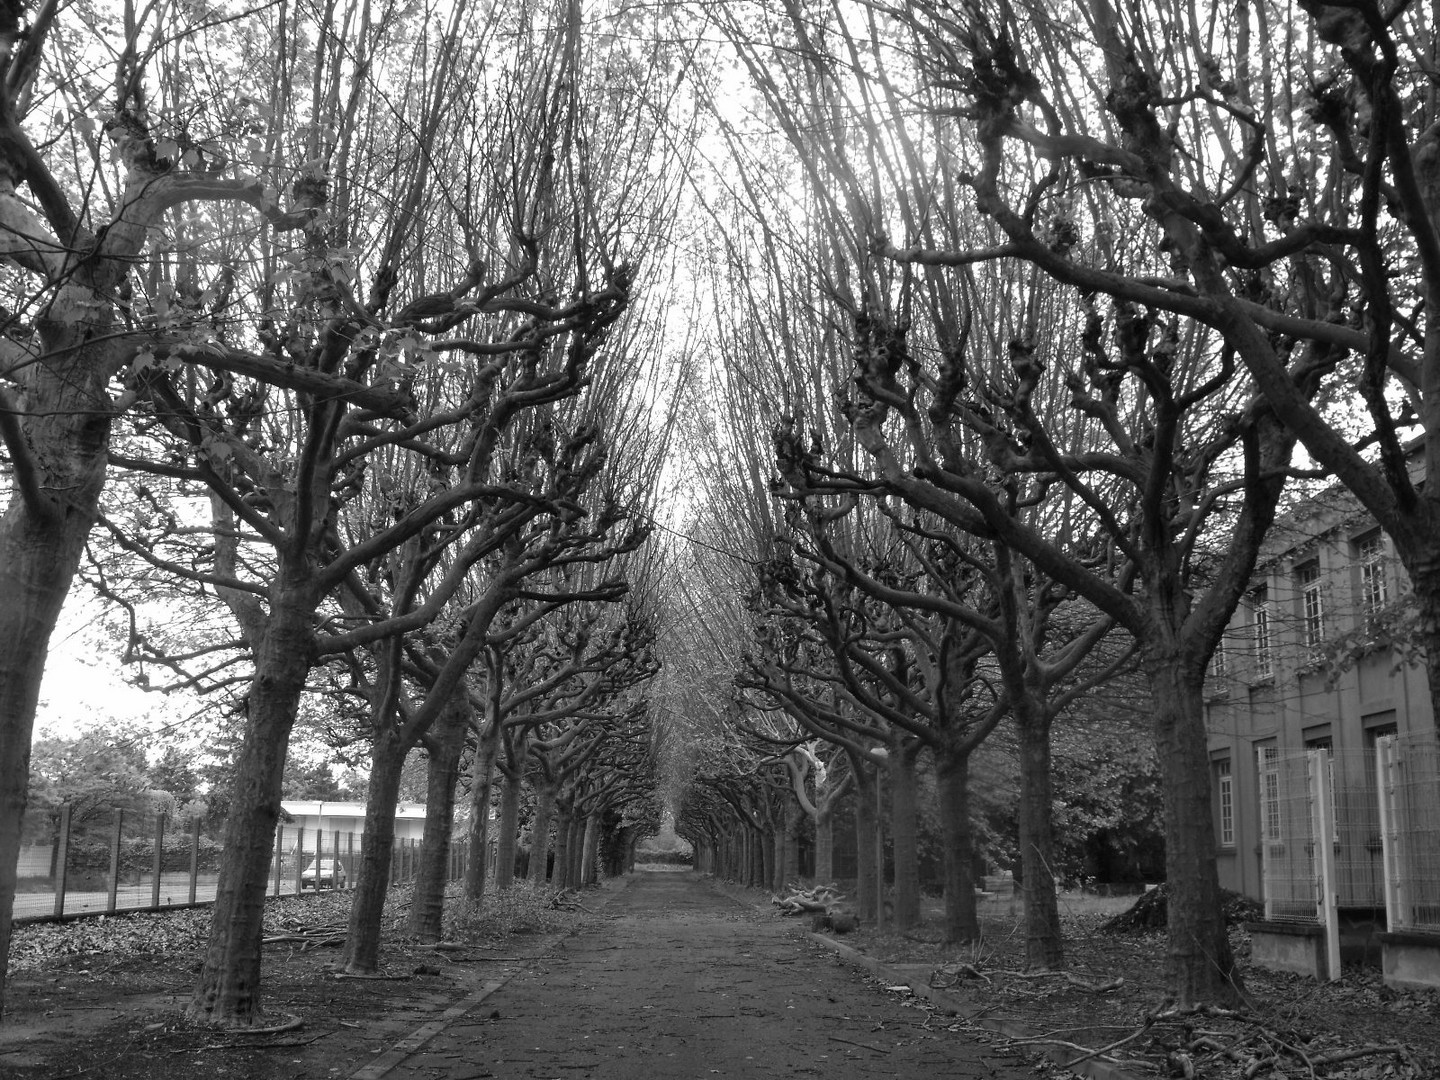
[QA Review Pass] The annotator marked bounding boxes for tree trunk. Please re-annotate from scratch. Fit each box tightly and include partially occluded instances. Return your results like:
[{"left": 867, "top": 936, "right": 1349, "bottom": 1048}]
[
  {"left": 580, "top": 812, "right": 601, "bottom": 885},
  {"left": 408, "top": 687, "right": 471, "bottom": 941},
  {"left": 1147, "top": 658, "right": 1241, "bottom": 1007},
  {"left": 567, "top": 815, "right": 584, "bottom": 885},
  {"left": 340, "top": 733, "right": 408, "bottom": 973},
  {"left": 552, "top": 803, "right": 573, "bottom": 888},
  {"left": 760, "top": 825, "right": 775, "bottom": 891},
  {"left": 0, "top": 330, "right": 113, "bottom": 1019},
  {"left": 935, "top": 749, "right": 980, "bottom": 943},
  {"left": 528, "top": 779, "right": 555, "bottom": 886},
  {"left": 852, "top": 769, "right": 877, "bottom": 922},
  {"left": 1015, "top": 704, "right": 1063, "bottom": 969},
  {"left": 782, "top": 796, "right": 803, "bottom": 883},
  {"left": 463, "top": 721, "right": 501, "bottom": 901},
  {"left": 495, "top": 772, "right": 521, "bottom": 890},
  {"left": 187, "top": 592, "right": 316, "bottom": 1026},
  {"left": 1409, "top": 554, "right": 1440, "bottom": 735},
  {"left": 814, "top": 806, "right": 834, "bottom": 885},
  {"left": 888, "top": 748, "right": 921, "bottom": 931}
]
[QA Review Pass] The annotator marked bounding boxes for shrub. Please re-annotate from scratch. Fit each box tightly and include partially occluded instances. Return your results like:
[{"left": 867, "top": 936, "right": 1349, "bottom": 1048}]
[{"left": 63, "top": 833, "right": 224, "bottom": 877}]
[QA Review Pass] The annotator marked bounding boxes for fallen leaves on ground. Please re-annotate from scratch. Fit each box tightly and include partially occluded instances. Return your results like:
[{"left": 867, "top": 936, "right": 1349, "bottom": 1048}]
[{"left": 767, "top": 889, "right": 1440, "bottom": 1080}]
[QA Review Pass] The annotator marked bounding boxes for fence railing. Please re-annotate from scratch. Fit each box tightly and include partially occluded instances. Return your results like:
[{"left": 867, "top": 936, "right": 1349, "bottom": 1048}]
[
  {"left": 1377, "top": 732, "right": 1440, "bottom": 934},
  {"left": 1259, "top": 748, "right": 1330, "bottom": 923},
  {"left": 13, "top": 806, "right": 484, "bottom": 924}
]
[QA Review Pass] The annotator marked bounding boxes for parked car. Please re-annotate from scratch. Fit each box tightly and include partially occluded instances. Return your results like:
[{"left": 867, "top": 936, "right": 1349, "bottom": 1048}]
[{"left": 301, "top": 858, "right": 347, "bottom": 889}]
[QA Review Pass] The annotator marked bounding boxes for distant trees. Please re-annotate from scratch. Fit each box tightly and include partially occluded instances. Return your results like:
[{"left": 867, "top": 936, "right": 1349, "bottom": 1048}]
[{"left": 26, "top": 726, "right": 157, "bottom": 836}]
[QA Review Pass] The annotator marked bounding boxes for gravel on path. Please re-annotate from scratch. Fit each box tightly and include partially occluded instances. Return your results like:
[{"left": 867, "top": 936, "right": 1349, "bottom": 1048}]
[{"left": 370, "top": 872, "right": 1038, "bottom": 1080}]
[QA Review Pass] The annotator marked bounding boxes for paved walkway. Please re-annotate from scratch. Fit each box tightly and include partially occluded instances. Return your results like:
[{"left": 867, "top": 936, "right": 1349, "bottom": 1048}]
[{"left": 368, "top": 873, "right": 1033, "bottom": 1080}]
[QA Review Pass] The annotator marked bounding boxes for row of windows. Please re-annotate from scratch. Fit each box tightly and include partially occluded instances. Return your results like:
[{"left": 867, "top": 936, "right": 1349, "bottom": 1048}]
[
  {"left": 1216, "top": 747, "right": 1305, "bottom": 848},
  {"left": 1211, "top": 532, "right": 1390, "bottom": 683},
  {"left": 1214, "top": 727, "right": 1395, "bottom": 849}
]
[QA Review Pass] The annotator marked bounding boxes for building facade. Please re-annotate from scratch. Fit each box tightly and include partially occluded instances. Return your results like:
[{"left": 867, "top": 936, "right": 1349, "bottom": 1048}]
[
  {"left": 1204, "top": 491, "right": 1433, "bottom": 908},
  {"left": 278, "top": 800, "right": 429, "bottom": 853}
]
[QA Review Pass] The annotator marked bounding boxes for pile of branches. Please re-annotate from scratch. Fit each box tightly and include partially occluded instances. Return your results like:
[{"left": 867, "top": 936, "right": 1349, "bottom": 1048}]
[
  {"left": 771, "top": 881, "right": 843, "bottom": 915},
  {"left": 771, "top": 882, "right": 857, "bottom": 933},
  {"left": 1101, "top": 885, "right": 1263, "bottom": 933},
  {"left": 935, "top": 992, "right": 1426, "bottom": 1079},
  {"left": 1135, "top": 1005, "right": 1417, "bottom": 1080},
  {"left": 263, "top": 920, "right": 348, "bottom": 950}
]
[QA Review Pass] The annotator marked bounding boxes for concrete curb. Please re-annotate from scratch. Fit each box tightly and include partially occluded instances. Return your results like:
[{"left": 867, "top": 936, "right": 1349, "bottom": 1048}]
[
  {"left": 348, "top": 877, "right": 635, "bottom": 1080},
  {"left": 801, "top": 930, "right": 1143, "bottom": 1080}
]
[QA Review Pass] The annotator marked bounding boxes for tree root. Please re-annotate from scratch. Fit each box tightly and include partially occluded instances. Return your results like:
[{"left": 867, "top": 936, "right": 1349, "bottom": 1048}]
[
  {"left": 930, "top": 963, "right": 1120, "bottom": 993},
  {"left": 929, "top": 963, "right": 991, "bottom": 987},
  {"left": 994, "top": 969, "right": 1125, "bottom": 993},
  {"left": 186, "top": 1012, "right": 304, "bottom": 1037},
  {"left": 172, "top": 1027, "right": 330, "bottom": 1053},
  {"left": 1311, "top": 1043, "right": 1409, "bottom": 1068}
]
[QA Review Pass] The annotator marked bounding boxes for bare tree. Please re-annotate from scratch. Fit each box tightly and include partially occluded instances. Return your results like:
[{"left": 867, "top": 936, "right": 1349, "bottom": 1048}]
[
  {"left": 697, "top": 0, "right": 1309, "bottom": 1004},
  {"left": 0, "top": 0, "right": 412, "bottom": 1016}
]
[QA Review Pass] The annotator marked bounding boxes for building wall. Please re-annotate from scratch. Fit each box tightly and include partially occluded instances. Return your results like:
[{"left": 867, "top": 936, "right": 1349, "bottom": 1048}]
[
  {"left": 1204, "top": 495, "right": 1433, "bottom": 904},
  {"left": 278, "top": 800, "right": 430, "bottom": 853}
]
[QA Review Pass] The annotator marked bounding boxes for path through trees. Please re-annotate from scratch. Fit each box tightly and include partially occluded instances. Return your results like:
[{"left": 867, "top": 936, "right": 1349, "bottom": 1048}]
[{"left": 376, "top": 872, "right": 1036, "bottom": 1080}]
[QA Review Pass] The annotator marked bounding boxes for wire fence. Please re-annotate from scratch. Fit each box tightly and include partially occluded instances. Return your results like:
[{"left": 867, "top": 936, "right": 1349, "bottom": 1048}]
[
  {"left": 12, "top": 806, "right": 482, "bottom": 923},
  {"left": 1259, "top": 749, "right": 1326, "bottom": 923},
  {"left": 1377, "top": 732, "right": 1440, "bottom": 934},
  {"left": 1257, "top": 748, "right": 1380, "bottom": 924}
]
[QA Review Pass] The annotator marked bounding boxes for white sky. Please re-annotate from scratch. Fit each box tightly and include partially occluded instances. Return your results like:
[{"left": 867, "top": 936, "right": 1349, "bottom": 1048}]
[{"left": 35, "top": 596, "right": 198, "bottom": 746}]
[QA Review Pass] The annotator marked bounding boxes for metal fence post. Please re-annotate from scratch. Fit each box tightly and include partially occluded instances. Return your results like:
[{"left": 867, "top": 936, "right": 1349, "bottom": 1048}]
[
  {"left": 274, "top": 824, "right": 284, "bottom": 897},
  {"left": 189, "top": 816, "right": 201, "bottom": 904},
  {"left": 1309, "top": 749, "right": 1341, "bottom": 980},
  {"left": 151, "top": 812, "right": 165, "bottom": 908},
  {"left": 1375, "top": 735, "right": 1403, "bottom": 930},
  {"left": 53, "top": 805, "right": 71, "bottom": 918},
  {"left": 107, "top": 809, "right": 122, "bottom": 914},
  {"left": 295, "top": 827, "right": 305, "bottom": 894}
]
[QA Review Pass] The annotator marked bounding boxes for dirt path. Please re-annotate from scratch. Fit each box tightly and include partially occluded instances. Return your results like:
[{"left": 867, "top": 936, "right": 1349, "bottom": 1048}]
[{"left": 372, "top": 872, "right": 1034, "bottom": 1080}]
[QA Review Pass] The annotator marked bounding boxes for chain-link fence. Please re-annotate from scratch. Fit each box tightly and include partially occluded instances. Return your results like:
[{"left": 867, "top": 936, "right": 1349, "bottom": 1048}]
[
  {"left": 1377, "top": 732, "right": 1440, "bottom": 933},
  {"left": 1258, "top": 748, "right": 1328, "bottom": 923},
  {"left": 1258, "top": 746, "right": 1382, "bottom": 923},
  {"left": 14, "top": 805, "right": 469, "bottom": 923},
  {"left": 12, "top": 806, "right": 224, "bottom": 920}
]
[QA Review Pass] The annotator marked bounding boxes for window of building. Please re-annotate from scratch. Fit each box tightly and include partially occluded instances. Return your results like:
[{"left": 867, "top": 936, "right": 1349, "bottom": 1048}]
[
  {"left": 1357, "top": 532, "right": 1388, "bottom": 614},
  {"left": 1210, "top": 635, "right": 1227, "bottom": 686},
  {"left": 1297, "top": 561, "right": 1324, "bottom": 648},
  {"left": 1364, "top": 716, "right": 1399, "bottom": 792},
  {"left": 1252, "top": 586, "right": 1272, "bottom": 678},
  {"left": 1216, "top": 759, "right": 1234, "bottom": 847}
]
